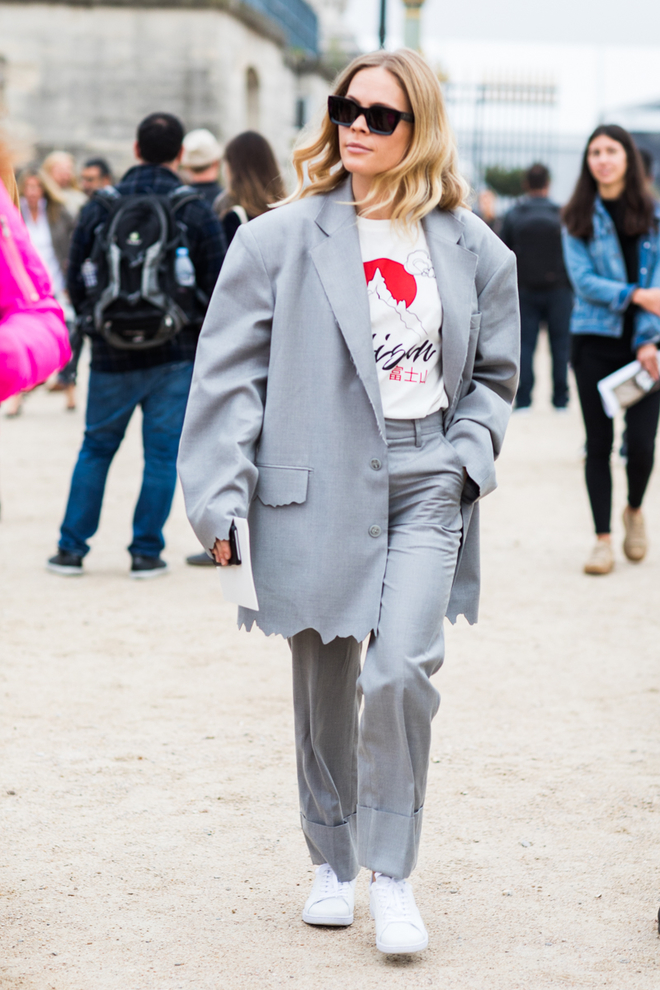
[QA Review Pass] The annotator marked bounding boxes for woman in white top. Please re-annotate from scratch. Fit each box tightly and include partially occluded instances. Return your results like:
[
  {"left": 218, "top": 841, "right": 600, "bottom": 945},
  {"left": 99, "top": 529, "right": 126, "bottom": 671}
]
[
  {"left": 6, "top": 169, "right": 74, "bottom": 416},
  {"left": 18, "top": 169, "right": 74, "bottom": 294},
  {"left": 178, "top": 49, "right": 519, "bottom": 955}
]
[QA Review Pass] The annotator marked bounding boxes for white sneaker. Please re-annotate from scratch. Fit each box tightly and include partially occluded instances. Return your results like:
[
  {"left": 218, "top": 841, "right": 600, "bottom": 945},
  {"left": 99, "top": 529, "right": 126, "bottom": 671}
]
[
  {"left": 369, "top": 873, "right": 428, "bottom": 953},
  {"left": 302, "top": 863, "right": 356, "bottom": 926}
]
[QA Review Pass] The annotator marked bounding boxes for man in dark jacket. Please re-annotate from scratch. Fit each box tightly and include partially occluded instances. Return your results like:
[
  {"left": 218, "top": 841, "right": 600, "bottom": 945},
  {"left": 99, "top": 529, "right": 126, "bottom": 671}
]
[
  {"left": 47, "top": 112, "right": 226, "bottom": 579},
  {"left": 500, "top": 163, "right": 573, "bottom": 412}
]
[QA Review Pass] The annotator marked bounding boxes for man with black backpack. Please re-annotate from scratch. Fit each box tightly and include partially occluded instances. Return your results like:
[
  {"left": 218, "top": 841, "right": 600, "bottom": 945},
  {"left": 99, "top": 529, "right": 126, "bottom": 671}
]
[
  {"left": 500, "top": 163, "right": 573, "bottom": 412},
  {"left": 47, "top": 112, "right": 226, "bottom": 579}
]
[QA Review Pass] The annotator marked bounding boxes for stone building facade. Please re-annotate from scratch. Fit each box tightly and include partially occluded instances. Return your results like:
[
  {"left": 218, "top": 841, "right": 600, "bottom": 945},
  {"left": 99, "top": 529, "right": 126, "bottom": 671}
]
[{"left": 0, "top": 0, "right": 351, "bottom": 176}]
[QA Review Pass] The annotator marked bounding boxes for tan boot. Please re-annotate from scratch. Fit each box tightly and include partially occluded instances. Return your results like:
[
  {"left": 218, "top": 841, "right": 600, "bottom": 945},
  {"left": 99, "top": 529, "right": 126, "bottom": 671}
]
[
  {"left": 584, "top": 540, "right": 614, "bottom": 575},
  {"left": 622, "top": 507, "right": 647, "bottom": 562}
]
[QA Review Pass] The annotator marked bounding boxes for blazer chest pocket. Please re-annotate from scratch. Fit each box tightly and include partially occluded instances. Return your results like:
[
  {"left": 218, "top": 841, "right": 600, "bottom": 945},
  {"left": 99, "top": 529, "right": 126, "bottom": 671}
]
[{"left": 255, "top": 465, "right": 310, "bottom": 507}]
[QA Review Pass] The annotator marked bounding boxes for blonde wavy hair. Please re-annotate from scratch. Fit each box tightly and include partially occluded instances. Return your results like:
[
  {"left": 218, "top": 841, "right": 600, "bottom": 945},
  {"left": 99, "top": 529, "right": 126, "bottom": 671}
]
[
  {"left": 42, "top": 150, "right": 82, "bottom": 191},
  {"left": 287, "top": 48, "right": 469, "bottom": 224}
]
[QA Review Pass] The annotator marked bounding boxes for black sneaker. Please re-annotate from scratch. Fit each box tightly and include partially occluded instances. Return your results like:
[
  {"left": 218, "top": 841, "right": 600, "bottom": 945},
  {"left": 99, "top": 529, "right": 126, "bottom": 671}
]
[
  {"left": 186, "top": 551, "right": 215, "bottom": 567},
  {"left": 47, "top": 549, "right": 84, "bottom": 576},
  {"left": 130, "top": 555, "right": 169, "bottom": 580}
]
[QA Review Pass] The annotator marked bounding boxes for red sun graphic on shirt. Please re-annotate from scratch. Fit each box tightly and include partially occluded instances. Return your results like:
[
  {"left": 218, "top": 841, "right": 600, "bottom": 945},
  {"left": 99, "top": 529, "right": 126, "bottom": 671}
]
[{"left": 363, "top": 258, "right": 417, "bottom": 308}]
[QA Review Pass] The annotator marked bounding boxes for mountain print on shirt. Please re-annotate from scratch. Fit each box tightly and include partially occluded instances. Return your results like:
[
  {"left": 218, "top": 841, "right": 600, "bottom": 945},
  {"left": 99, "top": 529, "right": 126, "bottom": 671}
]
[
  {"left": 364, "top": 250, "right": 437, "bottom": 341},
  {"left": 358, "top": 217, "right": 446, "bottom": 417}
]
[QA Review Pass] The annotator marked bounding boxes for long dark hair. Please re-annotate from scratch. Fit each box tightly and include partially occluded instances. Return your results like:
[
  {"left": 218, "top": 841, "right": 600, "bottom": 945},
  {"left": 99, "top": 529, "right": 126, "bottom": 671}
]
[
  {"left": 563, "top": 124, "right": 655, "bottom": 240},
  {"left": 222, "top": 131, "right": 285, "bottom": 218}
]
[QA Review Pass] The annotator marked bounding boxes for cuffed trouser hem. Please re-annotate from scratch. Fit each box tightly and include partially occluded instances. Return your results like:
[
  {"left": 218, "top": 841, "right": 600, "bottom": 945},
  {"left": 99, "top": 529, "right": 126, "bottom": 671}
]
[
  {"left": 301, "top": 812, "right": 358, "bottom": 882},
  {"left": 356, "top": 804, "right": 424, "bottom": 880}
]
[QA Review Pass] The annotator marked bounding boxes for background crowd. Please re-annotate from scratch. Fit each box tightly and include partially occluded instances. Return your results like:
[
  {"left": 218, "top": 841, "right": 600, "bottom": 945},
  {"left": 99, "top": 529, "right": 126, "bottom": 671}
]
[{"left": 2, "top": 106, "right": 660, "bottom": 580}]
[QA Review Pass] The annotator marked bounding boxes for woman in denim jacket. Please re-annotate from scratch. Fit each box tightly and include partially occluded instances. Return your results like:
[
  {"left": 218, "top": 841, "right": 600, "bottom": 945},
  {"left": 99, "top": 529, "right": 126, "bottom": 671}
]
[{"left": 562, "top": 124, "right": 660, "bottom": 575}]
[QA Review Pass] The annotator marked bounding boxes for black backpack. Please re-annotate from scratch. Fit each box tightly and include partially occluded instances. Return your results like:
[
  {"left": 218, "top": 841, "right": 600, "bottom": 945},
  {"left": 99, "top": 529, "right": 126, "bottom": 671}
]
[
  {"left": 508, "top": 200, "right": 568, "bottom": 291},
  {"left": 77, "top": 186, "right": 208, "bottom": 350}
]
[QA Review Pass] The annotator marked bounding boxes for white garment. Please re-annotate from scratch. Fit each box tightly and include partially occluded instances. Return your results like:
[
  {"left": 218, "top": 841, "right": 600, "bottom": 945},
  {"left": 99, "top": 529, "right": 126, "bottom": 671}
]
[
  {"left": 357, "top": 216, "right": 447, "bottom": 420},
  {"left": 21, "top": 198, "right": 65, "bottom": 296}
]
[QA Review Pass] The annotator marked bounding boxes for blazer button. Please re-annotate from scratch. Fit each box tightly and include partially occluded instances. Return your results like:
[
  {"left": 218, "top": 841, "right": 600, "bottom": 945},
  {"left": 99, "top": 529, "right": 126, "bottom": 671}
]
[
  {"left": 640, "top": 267, "right": 648, "bottom": 275},
  {"left": 370, "top": 458, "right": 382, "bottom": 471},
  {"left": 369, "top": 524, "right": 382, "bottom": 538}
]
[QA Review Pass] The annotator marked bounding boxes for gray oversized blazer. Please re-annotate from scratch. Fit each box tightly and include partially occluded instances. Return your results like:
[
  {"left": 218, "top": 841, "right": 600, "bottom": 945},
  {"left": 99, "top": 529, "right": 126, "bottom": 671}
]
[{"left": 178, "top": 181, "right": 519, "bottom": 643}]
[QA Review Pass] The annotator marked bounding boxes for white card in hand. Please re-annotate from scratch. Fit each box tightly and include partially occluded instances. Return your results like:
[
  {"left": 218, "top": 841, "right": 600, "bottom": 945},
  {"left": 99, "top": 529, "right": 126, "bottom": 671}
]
[{"left": 216, "top": 516, "right": 259, "bottom": 611}]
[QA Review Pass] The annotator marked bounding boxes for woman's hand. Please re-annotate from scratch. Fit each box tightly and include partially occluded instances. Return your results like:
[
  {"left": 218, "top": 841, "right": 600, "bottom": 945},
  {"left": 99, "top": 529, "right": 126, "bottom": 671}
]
[
  {"left": 212, "top": 538, "right": 232, "bottom": 565},
  {"left": 632, "top": 287, "right": 660, "bottom": 316},
  {"left": 636, "top": 343, "right": 660, "bottom": 381}
]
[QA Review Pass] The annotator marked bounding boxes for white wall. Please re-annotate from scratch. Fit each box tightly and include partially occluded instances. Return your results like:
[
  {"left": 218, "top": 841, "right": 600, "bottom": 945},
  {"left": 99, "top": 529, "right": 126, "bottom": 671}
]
[{"left": 0, "top": 3, "right": 331, "bottom": 180}]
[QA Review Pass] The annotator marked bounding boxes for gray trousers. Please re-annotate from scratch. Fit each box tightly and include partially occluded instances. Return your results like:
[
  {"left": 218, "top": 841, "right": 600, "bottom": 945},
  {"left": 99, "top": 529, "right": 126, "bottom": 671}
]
[{"left": 290, "top": 412, "right": 464, "bottom": 881}]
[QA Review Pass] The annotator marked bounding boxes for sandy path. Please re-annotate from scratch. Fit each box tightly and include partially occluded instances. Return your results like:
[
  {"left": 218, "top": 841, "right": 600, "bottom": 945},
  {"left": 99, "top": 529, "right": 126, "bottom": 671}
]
[{"left": 1, "top": 339, "right": 659, "bottom": 989}]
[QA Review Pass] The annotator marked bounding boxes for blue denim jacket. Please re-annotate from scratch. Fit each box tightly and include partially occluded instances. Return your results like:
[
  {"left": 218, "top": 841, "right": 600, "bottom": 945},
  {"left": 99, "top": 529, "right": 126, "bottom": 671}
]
[{"left": 562, "top": 197, "right": 660, "bottom": 350}]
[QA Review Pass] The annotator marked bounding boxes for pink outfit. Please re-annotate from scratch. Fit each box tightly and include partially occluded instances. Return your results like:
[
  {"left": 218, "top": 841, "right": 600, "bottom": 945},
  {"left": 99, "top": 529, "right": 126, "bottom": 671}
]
[{"left": 0, "top": 180, "right": 70, "bottom": 401}]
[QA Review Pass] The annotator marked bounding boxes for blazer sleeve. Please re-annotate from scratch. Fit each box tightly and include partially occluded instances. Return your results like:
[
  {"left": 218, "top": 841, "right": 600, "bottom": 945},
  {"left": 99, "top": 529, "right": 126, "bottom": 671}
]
[
  {"left": 445, "top": 249, "right": 520, "bottom": 500},
  {"left": 177, "top": 224, "right": 274, "bottom": 551}
]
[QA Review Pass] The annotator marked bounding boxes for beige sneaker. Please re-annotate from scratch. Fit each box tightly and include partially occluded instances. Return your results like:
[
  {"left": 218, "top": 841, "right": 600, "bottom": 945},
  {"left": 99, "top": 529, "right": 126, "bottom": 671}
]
[
  {"left": 584, "top": 540, "right": 614, "bottom": 575},
  {"left": 622, "top": 507, "right": 647, "bottom": 562}
]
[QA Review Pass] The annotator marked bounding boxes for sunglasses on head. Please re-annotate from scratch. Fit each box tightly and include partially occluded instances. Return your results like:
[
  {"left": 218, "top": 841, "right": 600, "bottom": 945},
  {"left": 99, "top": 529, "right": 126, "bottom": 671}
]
[{"left": 328, "top": 95, "right": 414, "bottom": 136}]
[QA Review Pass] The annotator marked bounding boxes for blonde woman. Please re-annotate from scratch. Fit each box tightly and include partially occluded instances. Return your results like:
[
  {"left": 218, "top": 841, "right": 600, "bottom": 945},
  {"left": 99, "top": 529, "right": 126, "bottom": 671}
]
[
  {"left": 18, "top": 167, "right": 74, "bottom": 297},
  {"left": 178, "top": 49, "right": 519, "bottom": 954},
  {"left": 41, "top": 151, "right": 87, "bottom": 219}
]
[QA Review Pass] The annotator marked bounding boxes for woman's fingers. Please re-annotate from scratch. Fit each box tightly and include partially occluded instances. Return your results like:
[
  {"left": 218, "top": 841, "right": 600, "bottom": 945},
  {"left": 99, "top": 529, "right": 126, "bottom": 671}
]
[
  {"left": 646, "top": 355, "right": 660, "bottom": 381},
  {"left": 212, "top": 538, "right": 232, "bottom": 565},
  {"left": 637, "top": 344, "right": 660, "bottom": 381}
]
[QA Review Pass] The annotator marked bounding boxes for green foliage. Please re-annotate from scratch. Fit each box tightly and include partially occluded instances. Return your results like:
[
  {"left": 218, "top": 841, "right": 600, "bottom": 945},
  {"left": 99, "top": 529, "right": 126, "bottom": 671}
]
[{"left": 484, "top": 166, "right": 525, "bottom": 198}]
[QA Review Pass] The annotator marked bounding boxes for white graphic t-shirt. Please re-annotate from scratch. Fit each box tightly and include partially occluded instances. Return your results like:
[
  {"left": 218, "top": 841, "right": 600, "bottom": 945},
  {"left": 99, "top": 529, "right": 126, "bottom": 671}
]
[{"left": 357, "top": 216, "right": 447, "bottom": 420}]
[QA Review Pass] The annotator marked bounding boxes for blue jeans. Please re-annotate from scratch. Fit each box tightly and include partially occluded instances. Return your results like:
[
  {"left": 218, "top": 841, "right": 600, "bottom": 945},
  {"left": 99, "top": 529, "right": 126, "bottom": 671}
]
[
  {"left": 59, "top": 361, "right": 194, "bottom": 558},
  {"left": 516, "top": 286, "right": 573, "bottom": 409}
]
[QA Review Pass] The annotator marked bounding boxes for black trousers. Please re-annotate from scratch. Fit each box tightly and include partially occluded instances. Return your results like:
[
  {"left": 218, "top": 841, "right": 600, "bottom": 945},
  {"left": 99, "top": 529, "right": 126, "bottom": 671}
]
[
  {"left": 573, "top": 339, "right": 660, "bottom": 534},
  {"left": 516, "top": 286, "right": 573, "bottom": 409}
]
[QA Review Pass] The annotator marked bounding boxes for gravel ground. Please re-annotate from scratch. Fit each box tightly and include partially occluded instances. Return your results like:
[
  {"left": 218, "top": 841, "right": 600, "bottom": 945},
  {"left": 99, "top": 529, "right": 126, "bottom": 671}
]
[{"left": 1, "top": 338, "right": 659, "bottom": 989}]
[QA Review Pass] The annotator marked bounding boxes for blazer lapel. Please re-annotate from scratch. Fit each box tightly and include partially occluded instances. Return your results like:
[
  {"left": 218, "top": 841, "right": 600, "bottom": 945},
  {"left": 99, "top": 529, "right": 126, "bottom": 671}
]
[
  {"left": 423, "top": 211, "right": 478, "bottom": 409},
  {"left": 310, "top": 191, "right": 478, "bottom": 431},
  {"left": 311, "top": 183, "right": 385, "bottom": 436}
]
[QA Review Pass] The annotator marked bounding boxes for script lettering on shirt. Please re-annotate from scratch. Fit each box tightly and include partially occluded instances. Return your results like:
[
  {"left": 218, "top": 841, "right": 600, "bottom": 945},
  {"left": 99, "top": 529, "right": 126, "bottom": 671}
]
[{"left": 372, "top": 333, "right": 437, "bottom": 373}]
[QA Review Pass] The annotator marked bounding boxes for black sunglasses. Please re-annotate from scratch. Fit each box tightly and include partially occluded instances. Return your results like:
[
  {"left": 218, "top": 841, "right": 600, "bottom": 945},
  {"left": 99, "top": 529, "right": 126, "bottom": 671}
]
[{"left": 328, "top": 95, "right": 414, "bottom": 136}]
